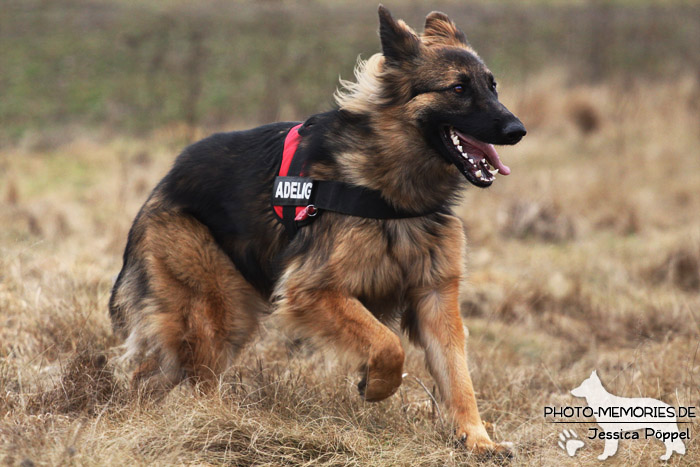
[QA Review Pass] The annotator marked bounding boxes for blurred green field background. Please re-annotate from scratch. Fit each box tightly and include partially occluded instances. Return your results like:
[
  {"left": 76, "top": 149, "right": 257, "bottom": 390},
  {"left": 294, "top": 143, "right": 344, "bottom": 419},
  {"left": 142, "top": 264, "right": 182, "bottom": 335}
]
[{"left": 2, "top": 0, "right": 698, "bottom": 144}]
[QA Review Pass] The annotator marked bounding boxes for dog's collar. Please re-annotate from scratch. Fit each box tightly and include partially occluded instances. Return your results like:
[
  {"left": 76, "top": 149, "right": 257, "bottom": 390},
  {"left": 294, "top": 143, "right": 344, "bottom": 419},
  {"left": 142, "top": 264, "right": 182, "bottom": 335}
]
[{"left": 272, "top": 123, "right": 440, "bottom": 239}]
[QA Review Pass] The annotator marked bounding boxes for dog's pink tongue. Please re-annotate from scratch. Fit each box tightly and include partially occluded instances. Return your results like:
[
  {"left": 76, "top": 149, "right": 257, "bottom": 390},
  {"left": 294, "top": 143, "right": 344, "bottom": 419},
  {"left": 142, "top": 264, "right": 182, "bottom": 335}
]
[
  {"left": 455, "top": 131, "right": 511, "bottom": 175},
  {"left": 482, "top": 142, "right": 511, "bottom": 175}
]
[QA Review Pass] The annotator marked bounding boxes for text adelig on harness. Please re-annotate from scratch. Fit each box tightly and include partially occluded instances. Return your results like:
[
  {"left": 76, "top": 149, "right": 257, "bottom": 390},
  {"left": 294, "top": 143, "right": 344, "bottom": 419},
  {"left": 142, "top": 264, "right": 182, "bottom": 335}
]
[{"left": 273, "top": 176, "right": 314, "bottom": 206}]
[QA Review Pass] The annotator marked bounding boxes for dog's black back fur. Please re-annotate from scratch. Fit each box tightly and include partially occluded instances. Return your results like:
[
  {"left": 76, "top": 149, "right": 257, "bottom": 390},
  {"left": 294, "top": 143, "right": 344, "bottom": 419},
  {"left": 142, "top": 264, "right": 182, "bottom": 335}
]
[{"left": 161, "top": 122, "right": 299, "bottom": 293}]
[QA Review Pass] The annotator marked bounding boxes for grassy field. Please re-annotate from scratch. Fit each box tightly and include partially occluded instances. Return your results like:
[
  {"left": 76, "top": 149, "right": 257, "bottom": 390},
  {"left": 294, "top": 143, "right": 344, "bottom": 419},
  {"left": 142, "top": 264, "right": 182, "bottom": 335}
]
[{"left": 2, "top": 1, "right": 700, "bottom": 466}]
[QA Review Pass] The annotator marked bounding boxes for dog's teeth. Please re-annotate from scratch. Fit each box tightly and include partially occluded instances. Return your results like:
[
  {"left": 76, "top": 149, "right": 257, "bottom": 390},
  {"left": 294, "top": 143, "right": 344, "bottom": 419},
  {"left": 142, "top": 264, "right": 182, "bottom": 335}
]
[
  {"left": 468, "top": 158, "right": 474, "bottom": 164},
  {"left": 475, "top": 170, "right": 482, "bottom": 178},
  {"left": 490, "top": 169, "right": 499, "bottom": 176},
  {"left": 457, "top": 145, "right": 463, "bottom": 152}
]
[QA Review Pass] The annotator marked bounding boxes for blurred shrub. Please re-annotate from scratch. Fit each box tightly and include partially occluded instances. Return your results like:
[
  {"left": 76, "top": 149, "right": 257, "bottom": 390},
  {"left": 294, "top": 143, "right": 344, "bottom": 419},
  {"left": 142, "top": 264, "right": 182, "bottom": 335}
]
[
  {"left": 500, "top": 200, "right": 577, "bottom": 242},
  {"left": 647, "top": 243, "right": 700, "bottom": 292}
]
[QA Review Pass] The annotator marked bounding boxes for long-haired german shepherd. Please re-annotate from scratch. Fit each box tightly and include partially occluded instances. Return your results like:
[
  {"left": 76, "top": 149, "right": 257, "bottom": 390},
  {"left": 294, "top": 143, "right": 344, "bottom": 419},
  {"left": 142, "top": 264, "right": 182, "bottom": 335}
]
[{"left": 110, "top": 6, "right": 525, "bottom": 456}]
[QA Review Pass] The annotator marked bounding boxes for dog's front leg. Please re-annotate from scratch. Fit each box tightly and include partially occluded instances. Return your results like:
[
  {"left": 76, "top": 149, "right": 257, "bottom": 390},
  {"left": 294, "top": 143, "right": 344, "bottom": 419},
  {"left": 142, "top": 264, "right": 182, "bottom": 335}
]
[
  {"left": 280, "top": 287, "right": 405, "bottom": 402},
  {"left": 409, "top": 279, "right": 511, "bottom": 457},
  {"left": 598, "top": 436, "right": 618, "bottom": 460}
]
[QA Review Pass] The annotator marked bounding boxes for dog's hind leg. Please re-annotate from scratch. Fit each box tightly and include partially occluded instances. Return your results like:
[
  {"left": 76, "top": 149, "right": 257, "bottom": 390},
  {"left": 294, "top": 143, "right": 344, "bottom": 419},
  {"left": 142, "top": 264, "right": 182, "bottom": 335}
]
[
  {"left": 661, "top": 435, "right": 686, "bottom": 460},
  {"left": 120, "top": 209, "right": 267, "bottom": 391},
  {"left": 277, "top": 287, "right": 405, "bottom": 402},
  {"left": 671, "top": 438, "right": 686, "bottom": 457}
]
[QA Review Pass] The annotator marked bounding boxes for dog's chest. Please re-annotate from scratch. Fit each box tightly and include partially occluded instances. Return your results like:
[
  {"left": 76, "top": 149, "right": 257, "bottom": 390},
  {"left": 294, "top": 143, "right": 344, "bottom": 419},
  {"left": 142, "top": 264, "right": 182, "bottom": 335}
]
[{"left": 325, "top": 216, "right": 459, "bottom": 300}]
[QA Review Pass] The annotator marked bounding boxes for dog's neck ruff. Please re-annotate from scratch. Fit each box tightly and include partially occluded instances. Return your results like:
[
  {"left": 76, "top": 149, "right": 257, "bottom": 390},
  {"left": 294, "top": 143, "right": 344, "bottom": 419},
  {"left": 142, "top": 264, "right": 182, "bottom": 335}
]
[{"left": 272, "top": 122, "right": 441, "bottom": 239}]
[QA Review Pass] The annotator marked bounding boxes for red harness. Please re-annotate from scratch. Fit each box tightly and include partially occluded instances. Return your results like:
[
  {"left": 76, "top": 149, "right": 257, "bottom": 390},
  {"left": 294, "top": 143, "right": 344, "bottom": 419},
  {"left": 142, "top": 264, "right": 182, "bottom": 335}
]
[{"left": 273, "top": 123, "right": 304, "bottom": 220}]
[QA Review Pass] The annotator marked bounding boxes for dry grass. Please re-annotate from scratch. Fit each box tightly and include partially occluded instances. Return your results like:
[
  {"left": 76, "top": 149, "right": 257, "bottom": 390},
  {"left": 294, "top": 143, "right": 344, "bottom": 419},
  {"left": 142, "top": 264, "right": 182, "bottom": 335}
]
[{"left": 1, "top": 72, "right": 699, "bottom": 466}]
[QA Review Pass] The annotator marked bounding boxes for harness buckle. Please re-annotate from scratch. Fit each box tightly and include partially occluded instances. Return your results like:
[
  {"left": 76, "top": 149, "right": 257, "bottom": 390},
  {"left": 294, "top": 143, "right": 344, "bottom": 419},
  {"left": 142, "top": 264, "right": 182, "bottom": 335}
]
[{"left": 294, "top": 204, "right": 317, "bottom": 221}]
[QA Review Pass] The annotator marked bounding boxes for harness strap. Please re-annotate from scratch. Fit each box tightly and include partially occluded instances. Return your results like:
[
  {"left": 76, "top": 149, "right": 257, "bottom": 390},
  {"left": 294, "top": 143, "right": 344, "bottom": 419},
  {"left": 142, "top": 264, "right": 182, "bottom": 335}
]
[
  {"left": 312, "top": 181, "right": 421, "bottom": 219},
  {"left": 272, "top": 122, "right": 442, "bottom": 240},
  {"left": 282, "top": 126, "right": 307, "bottom": 238}
]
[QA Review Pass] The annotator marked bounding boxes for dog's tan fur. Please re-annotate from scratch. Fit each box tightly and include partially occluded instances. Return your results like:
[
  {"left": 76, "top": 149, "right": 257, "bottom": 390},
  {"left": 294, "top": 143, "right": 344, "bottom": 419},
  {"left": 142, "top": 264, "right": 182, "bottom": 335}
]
[{"left": 110, "top": 7, "right": 518, "bottom": 456}]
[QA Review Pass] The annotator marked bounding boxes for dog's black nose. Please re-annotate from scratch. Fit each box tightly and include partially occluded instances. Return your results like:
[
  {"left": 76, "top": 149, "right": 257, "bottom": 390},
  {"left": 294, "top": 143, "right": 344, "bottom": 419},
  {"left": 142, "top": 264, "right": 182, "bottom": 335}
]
[{"left": 503, "top": 120, "right": 526, "bottom": 144}]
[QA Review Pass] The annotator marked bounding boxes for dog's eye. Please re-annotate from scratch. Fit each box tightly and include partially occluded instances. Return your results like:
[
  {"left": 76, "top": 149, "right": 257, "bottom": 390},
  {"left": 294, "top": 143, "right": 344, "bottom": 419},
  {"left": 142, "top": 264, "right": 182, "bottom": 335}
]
[
  {"left": 453, "top": 85, "right": 464, "bottom": 94},
  {"left": 490, "top": 80, "right": 497, "bottom": 93}
]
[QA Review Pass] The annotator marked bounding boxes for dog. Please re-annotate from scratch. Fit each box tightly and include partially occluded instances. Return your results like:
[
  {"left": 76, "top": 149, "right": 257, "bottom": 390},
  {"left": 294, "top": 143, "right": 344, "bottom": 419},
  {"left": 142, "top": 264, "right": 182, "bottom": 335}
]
[
  {"left": 571, "top": 371, "right": 686, "bottom": 460},
  {"left": 109, "top": 5, "right": 525, "bottom": 456}
]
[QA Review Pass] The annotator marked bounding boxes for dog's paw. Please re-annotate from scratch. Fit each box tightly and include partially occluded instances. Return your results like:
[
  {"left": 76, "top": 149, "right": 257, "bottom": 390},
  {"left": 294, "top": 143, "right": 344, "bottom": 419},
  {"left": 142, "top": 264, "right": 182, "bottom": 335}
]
[
  {"left": 456, "top": 425, "right": 514, "bottom": 460},
  {"left": 557, "top": 429, "right": 584, "bottom": 457},
  {"left": 356, "top": 367, "right": 402, "bottom": 402}
]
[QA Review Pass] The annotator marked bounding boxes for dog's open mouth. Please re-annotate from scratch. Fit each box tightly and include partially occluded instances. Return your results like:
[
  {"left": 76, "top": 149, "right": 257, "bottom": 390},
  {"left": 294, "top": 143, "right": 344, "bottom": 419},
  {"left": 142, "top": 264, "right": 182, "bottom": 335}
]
[{"left": 441, "top": 126, "right": 511, "bottom": 188}]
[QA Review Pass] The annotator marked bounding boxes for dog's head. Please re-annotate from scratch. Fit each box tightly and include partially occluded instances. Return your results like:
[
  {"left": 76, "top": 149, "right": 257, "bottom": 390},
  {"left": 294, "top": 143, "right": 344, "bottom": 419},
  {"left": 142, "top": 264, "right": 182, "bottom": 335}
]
[
  {"left": 338, "top": 6, "right": 526, "bottom": 188},
  {"left": 571, "top": 370, "right": 603, "bottom": 399}
]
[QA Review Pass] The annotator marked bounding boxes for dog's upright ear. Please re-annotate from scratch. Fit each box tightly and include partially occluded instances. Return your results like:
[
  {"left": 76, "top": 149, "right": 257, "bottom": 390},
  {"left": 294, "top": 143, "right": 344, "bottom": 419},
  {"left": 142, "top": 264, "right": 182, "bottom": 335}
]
[
  {"left": 422, "top": 11, "right": 468, "bottom": 47},
  {"left": 378, "top": 5, "right": 420, "bottom": 65}
]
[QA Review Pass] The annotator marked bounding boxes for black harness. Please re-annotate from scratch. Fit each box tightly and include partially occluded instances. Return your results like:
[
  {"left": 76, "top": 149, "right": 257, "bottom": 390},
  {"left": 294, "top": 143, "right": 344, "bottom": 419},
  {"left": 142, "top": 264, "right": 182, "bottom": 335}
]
[{"left": 272, "top": 122, "right": 439, "bottom": 239}]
